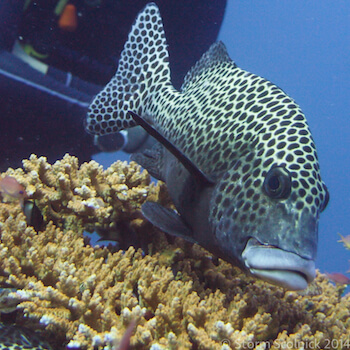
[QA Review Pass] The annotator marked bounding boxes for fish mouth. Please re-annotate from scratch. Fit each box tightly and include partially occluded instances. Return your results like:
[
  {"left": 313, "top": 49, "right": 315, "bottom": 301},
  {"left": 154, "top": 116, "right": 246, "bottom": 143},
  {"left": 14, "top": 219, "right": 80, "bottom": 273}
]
[{"left": 242, "top": 238, "right": 316, "bottom": 290}]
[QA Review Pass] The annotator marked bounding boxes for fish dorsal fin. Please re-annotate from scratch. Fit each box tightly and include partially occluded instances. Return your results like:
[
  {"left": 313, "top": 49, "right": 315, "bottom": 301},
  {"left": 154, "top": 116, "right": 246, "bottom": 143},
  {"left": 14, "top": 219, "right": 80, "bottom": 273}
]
[
  {"left": 129, "top": 111, "right": 215, "bottom": 187},
  {"left": 181, "top": 41, "right": 235, "bottom": 92}
]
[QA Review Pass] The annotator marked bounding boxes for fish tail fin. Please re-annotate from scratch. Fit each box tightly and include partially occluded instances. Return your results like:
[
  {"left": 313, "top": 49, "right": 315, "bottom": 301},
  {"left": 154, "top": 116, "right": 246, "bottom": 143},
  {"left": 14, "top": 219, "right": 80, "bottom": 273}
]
[{"left": 85, "top": 3, "right": 171, "bottom": 135}]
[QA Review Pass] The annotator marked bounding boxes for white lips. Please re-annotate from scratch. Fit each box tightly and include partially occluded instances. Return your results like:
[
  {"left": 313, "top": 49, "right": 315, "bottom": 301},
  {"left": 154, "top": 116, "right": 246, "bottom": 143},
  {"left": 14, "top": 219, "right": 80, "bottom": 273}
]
[{"left": 242, "top": 239, "right": 316, "bottom": 290}]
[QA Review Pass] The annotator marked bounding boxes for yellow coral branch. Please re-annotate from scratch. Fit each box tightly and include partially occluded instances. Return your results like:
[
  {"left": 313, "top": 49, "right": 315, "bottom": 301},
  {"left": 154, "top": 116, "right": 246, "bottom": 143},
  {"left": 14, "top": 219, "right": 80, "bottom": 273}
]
[{"left": 0, "top": 154, "right": 349, "bottom": 349}]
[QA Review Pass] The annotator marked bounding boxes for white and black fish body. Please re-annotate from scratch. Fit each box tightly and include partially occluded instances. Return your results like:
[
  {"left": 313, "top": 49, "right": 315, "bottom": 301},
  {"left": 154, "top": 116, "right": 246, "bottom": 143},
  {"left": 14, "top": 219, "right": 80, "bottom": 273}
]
[{"left": 85, "top": 3, "right": 329, "bottom": 290}]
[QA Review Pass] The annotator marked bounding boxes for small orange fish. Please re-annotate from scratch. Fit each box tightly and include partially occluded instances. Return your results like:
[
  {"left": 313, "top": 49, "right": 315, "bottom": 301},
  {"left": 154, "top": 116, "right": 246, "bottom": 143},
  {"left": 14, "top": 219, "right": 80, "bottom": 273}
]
[
  {"left": 0, "top": 175, "right": 27, "bottom": 206},
  {"left": 325, "top": 272, "right": 350, "bottom": 285}
]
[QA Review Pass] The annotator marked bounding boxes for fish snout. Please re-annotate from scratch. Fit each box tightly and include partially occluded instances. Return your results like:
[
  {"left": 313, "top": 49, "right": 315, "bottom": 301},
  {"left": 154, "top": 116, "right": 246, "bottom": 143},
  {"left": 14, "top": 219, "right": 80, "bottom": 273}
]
[{"left": 242, "top": 238, "right": 316, "bottom": 290}]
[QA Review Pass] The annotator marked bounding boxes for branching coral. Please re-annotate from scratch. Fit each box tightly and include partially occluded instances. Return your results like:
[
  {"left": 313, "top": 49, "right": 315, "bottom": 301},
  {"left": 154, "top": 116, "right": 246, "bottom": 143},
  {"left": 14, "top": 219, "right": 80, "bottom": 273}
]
[
  {"left": 0, "top": 155, "right": 350, "bottom": 350},
  {"left": 3, "top": 154, "right": 170, "bottom": 233}
]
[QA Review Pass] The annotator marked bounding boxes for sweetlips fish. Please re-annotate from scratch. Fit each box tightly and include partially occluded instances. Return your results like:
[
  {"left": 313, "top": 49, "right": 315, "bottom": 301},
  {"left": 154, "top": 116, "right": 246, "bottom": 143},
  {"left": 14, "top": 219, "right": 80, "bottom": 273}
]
[{"left": 85, "top": 3, "right": 329, "bottom": 290}]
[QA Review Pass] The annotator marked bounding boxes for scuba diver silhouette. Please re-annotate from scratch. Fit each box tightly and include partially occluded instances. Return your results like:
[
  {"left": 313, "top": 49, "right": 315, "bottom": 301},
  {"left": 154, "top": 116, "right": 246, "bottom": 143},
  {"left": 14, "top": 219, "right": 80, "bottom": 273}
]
[{"left": 0, "top": 0, "right": 226, "bottom": 170}]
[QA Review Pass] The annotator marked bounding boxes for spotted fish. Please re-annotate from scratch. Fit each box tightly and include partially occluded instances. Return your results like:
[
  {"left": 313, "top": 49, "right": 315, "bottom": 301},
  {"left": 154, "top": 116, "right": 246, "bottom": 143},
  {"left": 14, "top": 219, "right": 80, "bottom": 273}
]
[{"left": 85, "top": 3, "right": 329, "bottom": 290}]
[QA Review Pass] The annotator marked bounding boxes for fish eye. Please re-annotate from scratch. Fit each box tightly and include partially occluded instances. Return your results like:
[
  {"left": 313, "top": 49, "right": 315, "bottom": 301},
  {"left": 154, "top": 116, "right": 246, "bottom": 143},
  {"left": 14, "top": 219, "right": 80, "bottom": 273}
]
[{"left": 263, "top": 166, "right": 291, "bottom": 199}]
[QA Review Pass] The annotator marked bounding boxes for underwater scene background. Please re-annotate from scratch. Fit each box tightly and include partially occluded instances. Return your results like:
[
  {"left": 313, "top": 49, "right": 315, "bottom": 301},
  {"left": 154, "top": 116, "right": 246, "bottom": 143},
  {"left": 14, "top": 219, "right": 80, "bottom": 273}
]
[{"left": 0, "top": 0, "right": 350, "bottom": 349}]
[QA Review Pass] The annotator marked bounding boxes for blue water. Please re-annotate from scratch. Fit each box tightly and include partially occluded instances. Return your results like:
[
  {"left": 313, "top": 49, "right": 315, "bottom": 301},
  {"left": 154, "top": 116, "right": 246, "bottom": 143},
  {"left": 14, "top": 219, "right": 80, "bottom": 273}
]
[{"left": 95, "top": 1, "right": 350, "bottom": 279}]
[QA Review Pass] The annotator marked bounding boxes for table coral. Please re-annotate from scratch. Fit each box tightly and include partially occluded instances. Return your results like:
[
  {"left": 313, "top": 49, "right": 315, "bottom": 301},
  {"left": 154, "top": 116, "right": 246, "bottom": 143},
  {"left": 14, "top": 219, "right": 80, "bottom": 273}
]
[{"left": 0, "top": 154, "right": 349, "bottom": 350}]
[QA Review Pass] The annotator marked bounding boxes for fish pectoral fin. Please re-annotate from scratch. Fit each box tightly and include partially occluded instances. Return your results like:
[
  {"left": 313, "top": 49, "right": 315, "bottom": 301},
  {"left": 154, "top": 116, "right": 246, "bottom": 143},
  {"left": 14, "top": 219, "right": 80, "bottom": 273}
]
[
  {"left": 129, "top": 111, "right": 214, "bottom": 187},
  {"left": 142, "top": 201, "right": 196, "bottom": 243}
]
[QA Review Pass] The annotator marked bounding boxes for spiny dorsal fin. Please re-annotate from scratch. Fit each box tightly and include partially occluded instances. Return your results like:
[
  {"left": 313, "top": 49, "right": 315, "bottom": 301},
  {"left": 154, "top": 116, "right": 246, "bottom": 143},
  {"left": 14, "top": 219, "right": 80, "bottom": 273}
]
[{"left": 181, "top": 41, "right": 235, "bottom": 92}]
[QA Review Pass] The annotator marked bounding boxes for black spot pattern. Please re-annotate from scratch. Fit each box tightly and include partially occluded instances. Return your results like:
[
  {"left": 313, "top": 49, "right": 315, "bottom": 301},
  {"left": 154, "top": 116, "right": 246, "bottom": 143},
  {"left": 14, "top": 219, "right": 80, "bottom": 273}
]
[
  {"left": 86, "top": 3, "right": 173, "bottom": 136},
  {"left": 86, "top": 3, "right": 328, "bottom": 238}
]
